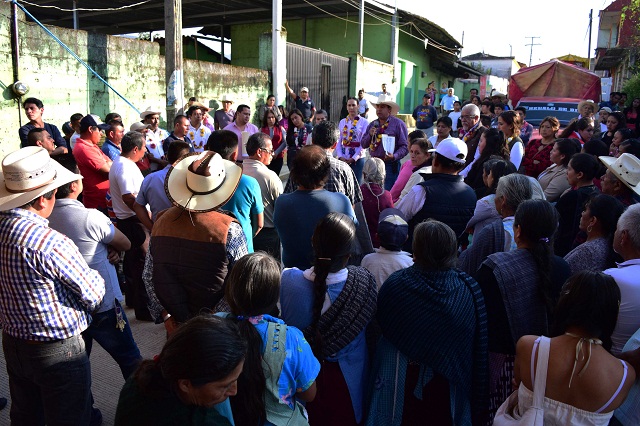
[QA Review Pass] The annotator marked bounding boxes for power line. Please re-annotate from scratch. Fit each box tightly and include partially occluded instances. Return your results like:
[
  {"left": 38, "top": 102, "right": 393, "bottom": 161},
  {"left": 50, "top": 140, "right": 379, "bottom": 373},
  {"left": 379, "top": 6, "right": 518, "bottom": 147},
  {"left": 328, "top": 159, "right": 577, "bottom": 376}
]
[{"left": 17, "top": 0, "right": 152, "bottom": 12}]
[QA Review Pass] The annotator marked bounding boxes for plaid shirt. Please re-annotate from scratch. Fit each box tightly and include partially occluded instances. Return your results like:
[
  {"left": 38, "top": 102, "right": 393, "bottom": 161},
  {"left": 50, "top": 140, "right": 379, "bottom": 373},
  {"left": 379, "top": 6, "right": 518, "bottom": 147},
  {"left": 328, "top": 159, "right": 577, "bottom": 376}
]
[
  {"left": 143, "top": 221, "right": 248, "bottom": 322},
  {"left": 0, "top": 209, "right": 105, "bottom": 341},
  {"left": 284, "top": 154, "right": 363, "bottom": 205}
]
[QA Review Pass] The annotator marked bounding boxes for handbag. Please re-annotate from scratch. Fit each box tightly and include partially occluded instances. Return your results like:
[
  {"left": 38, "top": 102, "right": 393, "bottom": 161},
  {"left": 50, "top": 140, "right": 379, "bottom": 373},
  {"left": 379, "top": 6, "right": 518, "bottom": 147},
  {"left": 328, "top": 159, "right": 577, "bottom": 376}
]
[{"left": 493, "top": 336, "right": 550, "bottom": 426}]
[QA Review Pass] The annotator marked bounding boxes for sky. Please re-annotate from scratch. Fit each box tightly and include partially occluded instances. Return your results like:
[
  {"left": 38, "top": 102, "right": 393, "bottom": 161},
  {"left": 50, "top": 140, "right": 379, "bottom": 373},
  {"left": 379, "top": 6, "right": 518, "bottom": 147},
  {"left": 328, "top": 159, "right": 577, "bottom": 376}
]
[{"left": 396, "top": 0, "right": 615, "bottom": 66}]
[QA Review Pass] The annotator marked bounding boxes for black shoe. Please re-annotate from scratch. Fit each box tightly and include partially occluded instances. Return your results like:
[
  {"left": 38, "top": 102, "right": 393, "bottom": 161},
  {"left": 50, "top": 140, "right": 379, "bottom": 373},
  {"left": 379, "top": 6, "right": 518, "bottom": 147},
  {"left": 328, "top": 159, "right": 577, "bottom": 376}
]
[
  {"left": 0, "top": 397, "right": 7, "bottom": 410},
  {"left": 90, "top": 407, "right": 102, "bottom": 426}
]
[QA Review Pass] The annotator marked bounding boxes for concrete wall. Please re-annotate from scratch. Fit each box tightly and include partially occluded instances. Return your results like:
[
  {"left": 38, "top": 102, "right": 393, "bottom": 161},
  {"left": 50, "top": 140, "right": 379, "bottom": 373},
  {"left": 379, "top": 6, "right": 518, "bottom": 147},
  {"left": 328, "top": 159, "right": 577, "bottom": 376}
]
[{"left": 0, "top": 2, "right": 269, "bottom": 158}]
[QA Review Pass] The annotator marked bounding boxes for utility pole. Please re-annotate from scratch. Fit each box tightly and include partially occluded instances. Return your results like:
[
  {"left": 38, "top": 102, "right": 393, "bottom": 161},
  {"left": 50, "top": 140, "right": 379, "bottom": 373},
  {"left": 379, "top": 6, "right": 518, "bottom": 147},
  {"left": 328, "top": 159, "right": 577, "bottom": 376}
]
[
  {"left": 588, "top": 9, "right": 593, "bottom": 68},
  {"left": 525, "top": 36, "right": 541, "bottom": 67}
]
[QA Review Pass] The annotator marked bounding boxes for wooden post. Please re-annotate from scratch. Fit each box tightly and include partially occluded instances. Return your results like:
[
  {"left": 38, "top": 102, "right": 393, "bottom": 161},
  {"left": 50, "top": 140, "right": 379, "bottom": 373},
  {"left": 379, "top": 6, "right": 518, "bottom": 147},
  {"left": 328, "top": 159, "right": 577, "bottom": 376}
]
[{"left": 165, "top": 0, "right": 183, "bottom": 124}]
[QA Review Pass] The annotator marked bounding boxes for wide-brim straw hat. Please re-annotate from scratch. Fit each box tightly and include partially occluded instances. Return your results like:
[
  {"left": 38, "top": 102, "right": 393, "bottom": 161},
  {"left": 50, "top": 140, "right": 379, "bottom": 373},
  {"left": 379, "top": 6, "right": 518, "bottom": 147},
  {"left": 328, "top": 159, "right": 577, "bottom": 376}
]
[
  {"left": 140, "top": 106, "right": 163, "bottom": 120},
  {"left": 599, "top": 153, "right": 640, "bottom": 196},
  {"left": 189, "top": 102, "right": 211, "bottom": 112},
  {"left": 0, "top": 146, "right": 82, "bottom": 211},
  {"left": 371, "top": 94, "right": 400, "bottom": 115},
  {"left": 165, "top": 151, "right": 242, "bottom": 213},
  {"left": 578, "top": 99, "right": 596, "bottom": 113}
]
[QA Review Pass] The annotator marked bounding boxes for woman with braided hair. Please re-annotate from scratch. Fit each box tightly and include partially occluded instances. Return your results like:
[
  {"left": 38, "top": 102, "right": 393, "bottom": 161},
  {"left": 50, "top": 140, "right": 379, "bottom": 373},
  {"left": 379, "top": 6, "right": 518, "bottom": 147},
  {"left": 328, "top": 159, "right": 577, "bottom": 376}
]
[
  {"left": 475, "top": 199, "right": 571, "bottom": 422},
  {"left": 280, "top": 212, "right": 378, "bottom": 425},
  {"left": 222, "top": 252, "right": 320, "bottom": 426}
]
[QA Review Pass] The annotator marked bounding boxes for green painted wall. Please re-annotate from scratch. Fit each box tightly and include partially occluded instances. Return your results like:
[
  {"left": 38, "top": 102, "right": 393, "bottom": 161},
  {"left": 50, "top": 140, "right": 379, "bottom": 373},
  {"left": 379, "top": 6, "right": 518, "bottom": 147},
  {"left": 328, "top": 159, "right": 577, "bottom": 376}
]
[
  {"left": 232, "top": 15, "right": 393, "bottom": 70},
  {"left": 0, "top": 2, "right": 269, "bottom": 158}
]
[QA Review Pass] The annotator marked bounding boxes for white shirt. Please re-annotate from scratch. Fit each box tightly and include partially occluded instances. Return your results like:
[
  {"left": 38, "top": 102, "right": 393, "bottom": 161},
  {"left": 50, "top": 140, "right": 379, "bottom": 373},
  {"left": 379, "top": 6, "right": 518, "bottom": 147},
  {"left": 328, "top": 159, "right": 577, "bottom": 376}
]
[
  {"left": 361, "top": 248, "right": 414, "bottom": 291},
  {"left": 448, "top": 111, "right": 462, "bottom": 130},
  {"left": 70, "top": 132, "right": 81, "bottom": 150},
  {"left": 510, "top": 139, "right": 524, "bottom": 170},
  {"left": 108, "top": 156, "right": 144, "bottom": 220},
  {"left": 145, "top": 127, "right": 169, "bottom": 171},
  {"left": 605, "top": 259, "right": 640, "bottom": 355},
  {"left": 188, "top": 123, "right": 212, "bottom": 153},
  {"left": 396, "top": 184, "right": 427, "bottom": 221},
  {"left": 399, "top": 165, "right": 431, "bottom": 201}
]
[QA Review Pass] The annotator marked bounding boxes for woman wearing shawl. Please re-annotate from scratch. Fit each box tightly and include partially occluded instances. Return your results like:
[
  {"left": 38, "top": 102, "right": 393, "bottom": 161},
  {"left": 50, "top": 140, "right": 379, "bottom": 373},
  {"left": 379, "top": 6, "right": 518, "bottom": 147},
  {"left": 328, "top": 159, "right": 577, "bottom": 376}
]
[
  {"left": 361, "top": 158, "right": 394, "bottom": 248},
  {"left": 474, "top": 200, "right": 570, "bottom": 422},
  {"left": 280, "top": 212, "right": 377, "bottom": 425},
  {"left": 366, "top": 220, "right": 488, "bottom": 426},
  {"left": 458, "top": 173, "right": 533, "bottom": 277}
]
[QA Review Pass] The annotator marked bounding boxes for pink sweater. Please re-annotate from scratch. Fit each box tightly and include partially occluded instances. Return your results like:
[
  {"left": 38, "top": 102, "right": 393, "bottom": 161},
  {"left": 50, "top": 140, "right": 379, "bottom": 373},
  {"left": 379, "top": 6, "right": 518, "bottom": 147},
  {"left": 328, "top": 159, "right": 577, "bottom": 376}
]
[{"left": 390, "top": 160, "right": 414, "bottom": 203}]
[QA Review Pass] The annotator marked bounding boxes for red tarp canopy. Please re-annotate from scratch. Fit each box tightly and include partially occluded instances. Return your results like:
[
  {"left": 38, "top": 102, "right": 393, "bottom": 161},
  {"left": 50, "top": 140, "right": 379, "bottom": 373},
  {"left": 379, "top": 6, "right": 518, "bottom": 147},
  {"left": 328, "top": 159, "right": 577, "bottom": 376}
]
[{"left": 508, "top": 59, "right": 601, "bottom": 106}]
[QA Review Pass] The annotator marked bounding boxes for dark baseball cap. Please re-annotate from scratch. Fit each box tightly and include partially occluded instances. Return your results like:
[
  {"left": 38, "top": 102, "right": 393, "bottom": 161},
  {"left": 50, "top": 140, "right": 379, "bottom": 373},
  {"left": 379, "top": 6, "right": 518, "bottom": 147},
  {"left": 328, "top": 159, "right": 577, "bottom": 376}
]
[
  {"left": 377, "top": 208, "right": 409, "bottom": 251},
  {"left": 79, "top": 114, "right": 110, "bottom": 132}
]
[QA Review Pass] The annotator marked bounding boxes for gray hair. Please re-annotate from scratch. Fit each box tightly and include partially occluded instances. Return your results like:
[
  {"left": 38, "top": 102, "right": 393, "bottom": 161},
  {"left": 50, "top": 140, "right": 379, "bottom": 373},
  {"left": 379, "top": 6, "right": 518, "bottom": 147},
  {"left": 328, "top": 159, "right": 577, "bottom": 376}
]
[
  {"left": 617, "top": 204, "right": 640, "bottom": 251},
  {"left": 495, "top": 173, "right": 533, "bottom": 212},
  {"left": 461, "top": 103, "right": 480, "bottom": 118},
  {"left": 362, "top": 157, "right": 385, "bottom": 186}
]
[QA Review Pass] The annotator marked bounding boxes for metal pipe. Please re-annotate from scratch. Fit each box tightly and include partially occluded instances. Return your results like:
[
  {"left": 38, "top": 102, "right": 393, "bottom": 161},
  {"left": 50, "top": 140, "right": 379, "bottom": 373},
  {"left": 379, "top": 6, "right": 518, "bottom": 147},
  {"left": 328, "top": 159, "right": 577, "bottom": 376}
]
[
  {"left": 73, "top": 0, "right": 79, "bottom": 30},
  {"left": 359, "top": 0, "right": 364, "bottom": 56},
  {"left": 11, "top": 1, "right": 19, "bottom": 83}
]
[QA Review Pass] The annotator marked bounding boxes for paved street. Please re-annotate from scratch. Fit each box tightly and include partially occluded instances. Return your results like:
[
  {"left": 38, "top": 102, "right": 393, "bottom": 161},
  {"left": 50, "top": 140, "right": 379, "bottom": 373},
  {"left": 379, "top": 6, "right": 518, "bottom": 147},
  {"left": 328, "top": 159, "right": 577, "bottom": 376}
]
[{"left": 0, "top": 306, "right": 166, "bottom": 425}]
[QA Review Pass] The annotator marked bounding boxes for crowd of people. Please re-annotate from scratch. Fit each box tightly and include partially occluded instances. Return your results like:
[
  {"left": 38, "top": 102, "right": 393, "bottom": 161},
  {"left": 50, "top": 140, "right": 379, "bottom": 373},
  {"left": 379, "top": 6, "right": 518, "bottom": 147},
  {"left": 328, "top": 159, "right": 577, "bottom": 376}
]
[{"left": 0, "top": 81, "right": 640, "bottom": 426}]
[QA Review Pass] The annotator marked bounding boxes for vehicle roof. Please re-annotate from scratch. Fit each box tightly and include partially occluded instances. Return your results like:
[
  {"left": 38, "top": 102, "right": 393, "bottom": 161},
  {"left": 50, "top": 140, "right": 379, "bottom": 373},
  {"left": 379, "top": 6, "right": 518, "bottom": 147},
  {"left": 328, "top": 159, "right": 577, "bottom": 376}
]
[{"left": 517, "top": 97, "right": 584, "bottom": 103}]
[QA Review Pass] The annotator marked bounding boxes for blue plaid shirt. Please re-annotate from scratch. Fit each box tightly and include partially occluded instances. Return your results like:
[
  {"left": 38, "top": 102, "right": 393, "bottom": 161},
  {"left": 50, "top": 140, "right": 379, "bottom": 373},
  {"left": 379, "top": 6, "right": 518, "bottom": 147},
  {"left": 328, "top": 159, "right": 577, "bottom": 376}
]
[{"left": 0, "top": 209, "right": 105, "bottom": 341}]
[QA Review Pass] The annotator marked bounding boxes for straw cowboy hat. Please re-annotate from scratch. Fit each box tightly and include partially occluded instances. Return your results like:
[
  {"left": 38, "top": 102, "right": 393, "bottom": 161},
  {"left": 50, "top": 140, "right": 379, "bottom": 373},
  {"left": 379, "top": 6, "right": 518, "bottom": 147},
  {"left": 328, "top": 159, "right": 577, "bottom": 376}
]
[
  {"left": 220, "top": 94, "right": 234, "bottom": 103},
  {"left": 599, "top": 153, "right": 640, "bottom": 196},
  {"left": 165, "top": 151, "right": 242, "bottom": 213},
  {"left": 0, "top": 146, "right": 82, "bottom": 211},
  {"left": 372, "top": 94, "right": 400, "bottom": 115},
  {"left": 188, "top": 102, "right": 211, "bottom": 112},
  {"left": 130, "top": 122, "right": 150, "bottom": 132},
  {"left": 578, "top": 99, "right": 597, "bottom": 114},
  {"left": 140, "top": 107, "right": 163, "bottom": 120}
]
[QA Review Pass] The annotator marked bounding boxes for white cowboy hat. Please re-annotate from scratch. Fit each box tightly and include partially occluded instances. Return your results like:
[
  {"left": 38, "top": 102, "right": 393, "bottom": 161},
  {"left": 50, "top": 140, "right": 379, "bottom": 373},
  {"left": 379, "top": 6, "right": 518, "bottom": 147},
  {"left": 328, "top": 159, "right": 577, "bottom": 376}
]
[
  {"left": 140, "top": 107, "right": 163, "bottom": 120},
  {"left": 165, "top": 151, "right": 242, "bottom": 213},
  {"left": 491, "top": 91, "right": 506, "bottom": 99},
  {"left": 0, "top": 147, "right": 83, "bottom": 211},
  {"left": 599, "top": 153, "right": 640, "bottom": 196},
  {"left": 220, "top": 94, "right": 234, "bottom": 103},
  {"left": 372, "top": 94, "right": 400, "bottom": 115}
]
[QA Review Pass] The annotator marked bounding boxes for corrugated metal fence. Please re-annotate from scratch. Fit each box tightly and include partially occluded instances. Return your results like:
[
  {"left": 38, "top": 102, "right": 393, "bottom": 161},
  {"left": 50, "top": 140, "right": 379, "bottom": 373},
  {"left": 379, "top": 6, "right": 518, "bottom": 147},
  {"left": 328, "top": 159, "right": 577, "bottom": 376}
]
[{"left": 286, "top": 42, "right": 350, "bottom": 122}]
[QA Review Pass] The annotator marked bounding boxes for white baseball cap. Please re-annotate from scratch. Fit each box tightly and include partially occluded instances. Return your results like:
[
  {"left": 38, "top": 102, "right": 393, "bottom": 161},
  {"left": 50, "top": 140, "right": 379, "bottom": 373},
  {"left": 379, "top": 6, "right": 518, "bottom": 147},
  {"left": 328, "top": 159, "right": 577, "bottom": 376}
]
[{"left": 428, "top": 138, "right": 467, "bottom": 163}]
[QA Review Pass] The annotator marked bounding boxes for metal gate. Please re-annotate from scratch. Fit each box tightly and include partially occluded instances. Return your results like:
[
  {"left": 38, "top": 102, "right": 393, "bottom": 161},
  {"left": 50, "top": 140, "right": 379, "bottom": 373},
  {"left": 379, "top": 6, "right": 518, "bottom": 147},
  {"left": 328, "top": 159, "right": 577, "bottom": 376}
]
[{"left": 286, "top": 43, "right": 349, "bottom": 122}]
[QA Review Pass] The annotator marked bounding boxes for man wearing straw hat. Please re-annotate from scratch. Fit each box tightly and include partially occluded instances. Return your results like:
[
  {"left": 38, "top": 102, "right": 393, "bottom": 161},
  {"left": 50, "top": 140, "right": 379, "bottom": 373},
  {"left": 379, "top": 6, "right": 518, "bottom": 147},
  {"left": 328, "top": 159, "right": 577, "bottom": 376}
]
[
  {"left": 140, "top": 106, "right": 170, "bottom": 172},
  {"left": 150, "top": 150, "right": 248, "bottom": 328},
  {"left": 0, "top": 146, "right": 105, "bottom": 424},
  {"left": 215, "top": 94, "right": 236, "bottom": 130},
  {"left": 361, "top": 93, "right": 409, "bottom": 190},
  {"left": 600, "top": 153, "right": 640, "bottom": 206}
]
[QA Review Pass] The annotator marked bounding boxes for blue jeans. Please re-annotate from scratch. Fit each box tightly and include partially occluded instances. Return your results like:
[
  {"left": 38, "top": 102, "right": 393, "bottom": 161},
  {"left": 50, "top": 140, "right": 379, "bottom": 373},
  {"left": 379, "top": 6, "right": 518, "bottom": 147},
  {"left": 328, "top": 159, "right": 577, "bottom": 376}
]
[
  {"left": 3, "top": 333, "right": 92, "bottom": 425},
  {"left": 384, "top": 160, "right": 400, "bottom": 190},
  {"left": 83, "top": 300, "right": 142, "bottom": 380},
  {"left": 351, "top": 157, "right": 365, "bottom": 185}
]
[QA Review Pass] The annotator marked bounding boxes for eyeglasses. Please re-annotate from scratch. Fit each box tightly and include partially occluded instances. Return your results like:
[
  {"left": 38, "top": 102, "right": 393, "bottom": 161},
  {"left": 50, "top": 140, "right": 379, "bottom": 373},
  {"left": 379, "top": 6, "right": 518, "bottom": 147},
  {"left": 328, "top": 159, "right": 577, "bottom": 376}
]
[
  {"left": 260, "top": 148, "right": 274, "bottom": 155},
  {"left": 461, "top": 115, "right": 476, "bottom": 119}
]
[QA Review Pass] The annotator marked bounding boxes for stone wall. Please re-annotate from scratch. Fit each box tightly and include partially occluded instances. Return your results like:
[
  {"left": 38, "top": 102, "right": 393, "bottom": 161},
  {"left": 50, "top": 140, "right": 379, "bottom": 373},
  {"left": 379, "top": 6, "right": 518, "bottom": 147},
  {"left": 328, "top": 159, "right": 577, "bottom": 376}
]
[{"left": 0, "top": 2, "right": 269, "bottom": 158}]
